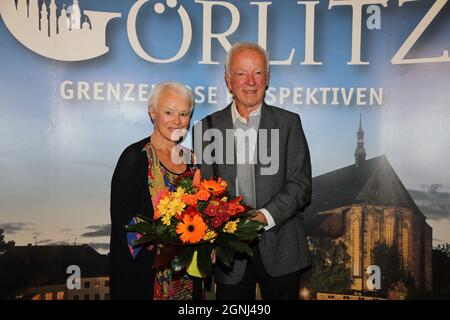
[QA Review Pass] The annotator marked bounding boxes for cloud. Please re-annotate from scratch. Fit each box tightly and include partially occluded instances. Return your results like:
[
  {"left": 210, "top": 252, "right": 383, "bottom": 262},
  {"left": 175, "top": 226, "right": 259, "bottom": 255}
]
[
  {"left": 0, "top": 222, "right": 34, "bottom": 234},
  {"left": 47, "top": 240, "right": 71, "bottom": 245},
  {"left": 37, "top": 239, "right": 54, "bottom": 245},
  {"left": 87, "top": 242, "right": 110, "bottom": 252},
  {"left": 81, "top": 224, "right": 111, "bottom": 238},
  {"left": 428, "top": 184, "right": 444, "bottom": 195},
  {"left": 408, "top": 186, "right": 450, "bottom": 220}
]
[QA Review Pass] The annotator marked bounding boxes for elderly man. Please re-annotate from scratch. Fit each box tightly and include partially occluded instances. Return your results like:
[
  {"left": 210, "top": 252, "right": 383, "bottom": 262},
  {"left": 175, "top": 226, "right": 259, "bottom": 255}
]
[{"left": 194, "top": 43, "right": 312, "bottom": 300}]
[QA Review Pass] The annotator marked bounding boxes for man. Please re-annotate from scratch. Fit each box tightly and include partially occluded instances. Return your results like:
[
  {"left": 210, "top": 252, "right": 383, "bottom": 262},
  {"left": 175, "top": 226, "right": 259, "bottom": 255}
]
[{"left": 194, "top": 43, "right": 312, "bottom": 300}]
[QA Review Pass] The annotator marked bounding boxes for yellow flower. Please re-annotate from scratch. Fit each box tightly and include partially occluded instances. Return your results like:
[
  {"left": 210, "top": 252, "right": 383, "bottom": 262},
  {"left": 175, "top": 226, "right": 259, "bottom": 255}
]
[
  {"left": 173, "top": 187, "right": 186, "bottom": 199},
  {"left": 168, "top": 197, "right": 186, "bottom": 216},
  {"left": 157, "top": 196, "right": 172, "bottom": 215},
  {"left": 158, "top": 196, "right": 185, "bottom": 216},
  {"left": 160, "top": 211, "right": 173, "bottom": 226},
  {"left": 223, "top": 219, "right": 239, "bottom": 234},
  {"left": 157, "top": 196, "right": 186, "bottom": 225},
  {"left": 203, "top": 230, "right": 218, "bottom": 243}
]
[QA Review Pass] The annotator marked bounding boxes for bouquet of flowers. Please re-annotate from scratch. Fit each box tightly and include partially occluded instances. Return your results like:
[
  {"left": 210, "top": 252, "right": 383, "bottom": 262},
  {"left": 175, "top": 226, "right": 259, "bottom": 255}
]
[{"left": 125, "top": 170, "right": 264, "bottom": 277}]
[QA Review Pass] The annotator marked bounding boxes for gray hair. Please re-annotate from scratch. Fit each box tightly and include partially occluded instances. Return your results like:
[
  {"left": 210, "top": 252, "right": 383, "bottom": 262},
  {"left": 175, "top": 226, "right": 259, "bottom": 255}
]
[
  {"left": 225, "top": 42, "right": 269, "bottom": 75},
  {"left": 148, "top": 81, "right": 195, "bottom": 114}
]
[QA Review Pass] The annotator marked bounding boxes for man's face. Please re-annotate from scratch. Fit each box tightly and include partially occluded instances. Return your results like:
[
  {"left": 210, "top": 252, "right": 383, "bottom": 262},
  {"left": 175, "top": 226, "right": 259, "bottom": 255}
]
[
  {"left": 225, "top": 48, "right": 270, "bottom": 112},
  {"left": 149, "top": 89, "right": 191, "bottom": 142}
]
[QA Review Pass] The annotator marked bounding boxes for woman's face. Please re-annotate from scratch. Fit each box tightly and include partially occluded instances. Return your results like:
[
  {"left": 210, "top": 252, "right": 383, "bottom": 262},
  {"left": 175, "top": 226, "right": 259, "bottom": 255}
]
[{"left": 149, "top": 89, "right": 191, "bottom": 143}]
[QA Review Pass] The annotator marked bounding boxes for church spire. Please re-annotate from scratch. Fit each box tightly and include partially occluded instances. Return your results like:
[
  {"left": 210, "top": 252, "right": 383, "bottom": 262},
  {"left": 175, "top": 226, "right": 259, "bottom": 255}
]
[
  {"left": 70, "top": 0, "right": 81, "bottom": 30},
  {"left": 355, "top": 114, "right": 366, "bottom": 167},
  {"left": 40, "top": 1, "right": 49, "bottom": 37},
  {"left": 49, "top": 0, "right": 57, "bottom": 36},
  {"left": 59, "top": 4, "right": 69, "bottom": 34}
]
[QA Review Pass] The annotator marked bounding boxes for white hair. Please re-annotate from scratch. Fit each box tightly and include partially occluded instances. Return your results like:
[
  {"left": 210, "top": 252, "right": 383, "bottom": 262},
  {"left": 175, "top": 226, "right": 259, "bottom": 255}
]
[
  {"left": 225, "top": 42, "right": 269, "bottom": 75},
  {"left": 148, "top": 81, "right": 195, "bottom": 114}
]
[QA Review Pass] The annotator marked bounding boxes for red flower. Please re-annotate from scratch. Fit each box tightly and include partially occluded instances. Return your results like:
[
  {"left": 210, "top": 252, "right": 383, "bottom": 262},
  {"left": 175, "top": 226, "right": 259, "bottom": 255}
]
[
  {"left": 226, "top": 196, "right": 246, "bottom": 216},
  {"left": 205, "top": 202, "right": 219, "bottom": 217},
  {"left": 210, "top": 212, "right": 230, "bottom": 228},
  {"left": 178, "top": 206, "right": 201, "bottom": 220},
  {"left": 205, "top": 200, "right": 230, "bottom": 227}
]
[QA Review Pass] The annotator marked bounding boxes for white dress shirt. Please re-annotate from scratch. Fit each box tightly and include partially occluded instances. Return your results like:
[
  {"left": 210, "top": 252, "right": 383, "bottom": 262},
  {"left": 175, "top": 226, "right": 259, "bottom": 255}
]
[{"left": 231, "top": 102, "right": 276, "bottom": 231}]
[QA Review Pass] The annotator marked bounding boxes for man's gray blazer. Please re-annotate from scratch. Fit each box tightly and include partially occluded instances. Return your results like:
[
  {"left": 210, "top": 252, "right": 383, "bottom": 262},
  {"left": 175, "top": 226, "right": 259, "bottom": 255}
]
[{"left": 193, "top": 102, "right": 312, "bottom": 285}]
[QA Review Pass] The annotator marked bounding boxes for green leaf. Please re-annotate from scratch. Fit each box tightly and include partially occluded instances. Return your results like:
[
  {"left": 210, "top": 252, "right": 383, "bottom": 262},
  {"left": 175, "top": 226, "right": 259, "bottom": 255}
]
[
  {"left": 215, "top": 246, "right": 231, "bottom": 268},
  {"left": 132, "top": 234, "right": 154, "bottom": 245},
  {"left": 233, "top": 230, "right": 259, "bottom": 241},
  {"left": 215, "top": 235, "right": 236, "bottom": 265},
  {"left": 135, "top": 214, "right": 153, "bottom": 223},
  {"left": 197, "top": 201, "right": 208, "bottom": 213},
  {"left": 134, "top": 222, "right": 154, "bottom": 235},
  {"left": 233, "top": 219, "right": 263, "bottom": 240},
  {"left": 227, "top": 237, "right": 253, "bottom": 257},
  {"left": 155, "top": 224, "right": 169, "bottom": 237},
  {"left": 177, "top": 179, "right": 195, "bottom": 193},
  {"left": 238, "top": 219, "right": 264, "bottom": 231},
  {"left": 124, "top": 224, "right": 136, "bottom": 232}
]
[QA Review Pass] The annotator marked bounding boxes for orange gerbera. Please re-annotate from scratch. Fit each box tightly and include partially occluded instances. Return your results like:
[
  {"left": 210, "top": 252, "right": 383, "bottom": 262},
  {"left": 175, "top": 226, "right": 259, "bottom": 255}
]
[
  {"left": 200, "top": 178, "right": 227, "bottom": 195},
  {"left": 195, "top": 189, "right": 210, "bottom": 201},
  {"left": 182, "top": 194, "right": 198, "bottom": 207},
  {"left": 176, "top": 215, "right": 207, "bottom": 244}
]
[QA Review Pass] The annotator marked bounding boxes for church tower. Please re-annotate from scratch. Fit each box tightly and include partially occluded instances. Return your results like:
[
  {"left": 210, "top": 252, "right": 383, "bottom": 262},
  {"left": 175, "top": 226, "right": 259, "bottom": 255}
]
[
  {"left": 59, "top": 5, "right": 69, "bottom": 34},
  {"left": 354, "top": 114, "right": 367, "bottom": 167},
  {"left": 40, "top": 1, "right": 49, "bottom": 37},
  {"left": 70, "top": 0, "right": 81, "bottom": 30},
  {"left": 49, "top": 0, "right": 57, "bottom": 36}
]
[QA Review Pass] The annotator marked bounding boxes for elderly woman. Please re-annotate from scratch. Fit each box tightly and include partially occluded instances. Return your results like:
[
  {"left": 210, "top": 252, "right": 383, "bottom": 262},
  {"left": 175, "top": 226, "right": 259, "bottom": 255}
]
[{"left": 109, "top": 82, "right": 202, "bottom": 300}]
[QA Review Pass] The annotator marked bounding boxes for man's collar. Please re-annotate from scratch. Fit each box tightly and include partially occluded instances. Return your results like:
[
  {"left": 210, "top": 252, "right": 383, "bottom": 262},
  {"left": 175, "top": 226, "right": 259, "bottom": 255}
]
[{"left": 231, "top": 101, "right": 263, "bottom": 125}]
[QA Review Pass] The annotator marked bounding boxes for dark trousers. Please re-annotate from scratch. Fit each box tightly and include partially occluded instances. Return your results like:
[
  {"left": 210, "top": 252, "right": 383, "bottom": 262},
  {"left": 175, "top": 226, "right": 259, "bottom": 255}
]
[{"left": 216, "top": 246, "right": 301, "bottom": 300}]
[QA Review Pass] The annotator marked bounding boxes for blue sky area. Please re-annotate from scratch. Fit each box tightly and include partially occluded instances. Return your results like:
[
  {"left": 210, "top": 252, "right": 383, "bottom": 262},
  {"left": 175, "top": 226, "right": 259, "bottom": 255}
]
[{"left": 1, "top": 0, "right": 449, "bottom": 250}]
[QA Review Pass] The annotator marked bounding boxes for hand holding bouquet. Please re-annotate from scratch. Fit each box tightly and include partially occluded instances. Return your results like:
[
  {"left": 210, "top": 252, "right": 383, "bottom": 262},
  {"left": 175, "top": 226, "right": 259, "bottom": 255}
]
[{"left": 125, "top": 170, "right": 264, "bottom": 277}]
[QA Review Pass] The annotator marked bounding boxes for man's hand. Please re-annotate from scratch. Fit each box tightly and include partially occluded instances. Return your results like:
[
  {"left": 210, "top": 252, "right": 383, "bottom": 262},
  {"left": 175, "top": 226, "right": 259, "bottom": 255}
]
[{"left": 251, "top": 211, "right": 268, "bottom": 226}]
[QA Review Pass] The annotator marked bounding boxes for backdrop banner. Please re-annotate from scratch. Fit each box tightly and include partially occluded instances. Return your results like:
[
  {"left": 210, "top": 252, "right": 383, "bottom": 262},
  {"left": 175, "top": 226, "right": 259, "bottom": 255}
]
[{"left": 1, "top": 0, "right": 449, "bottom": 300}]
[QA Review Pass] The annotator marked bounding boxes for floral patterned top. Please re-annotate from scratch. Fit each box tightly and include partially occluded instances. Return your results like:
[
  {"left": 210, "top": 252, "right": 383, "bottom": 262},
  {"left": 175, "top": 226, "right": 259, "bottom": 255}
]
[{"left": 127, "top": 141, "right": 197, "bottom": 300}]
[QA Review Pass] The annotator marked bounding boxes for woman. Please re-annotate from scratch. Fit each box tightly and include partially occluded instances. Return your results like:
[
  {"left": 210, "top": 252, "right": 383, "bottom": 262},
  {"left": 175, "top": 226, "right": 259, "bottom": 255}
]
[{"left": 109, "top": 81, "right": 202, "bottom": 300}]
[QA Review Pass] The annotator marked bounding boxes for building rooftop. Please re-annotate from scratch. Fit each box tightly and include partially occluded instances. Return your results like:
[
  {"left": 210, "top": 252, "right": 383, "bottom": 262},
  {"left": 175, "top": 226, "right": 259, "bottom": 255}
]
[
  {"left": 3, "top": 244, "right": 109, "bottom": 287},
  {"left": 304, "top": 155, "right": 427, "bottom": 236}
]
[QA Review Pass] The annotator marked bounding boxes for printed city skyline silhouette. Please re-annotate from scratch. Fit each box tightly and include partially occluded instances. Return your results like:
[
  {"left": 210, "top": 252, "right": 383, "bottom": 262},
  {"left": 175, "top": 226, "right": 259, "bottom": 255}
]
[{"left": 0, "top": 0, "right": 121, "bottom": 60}]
